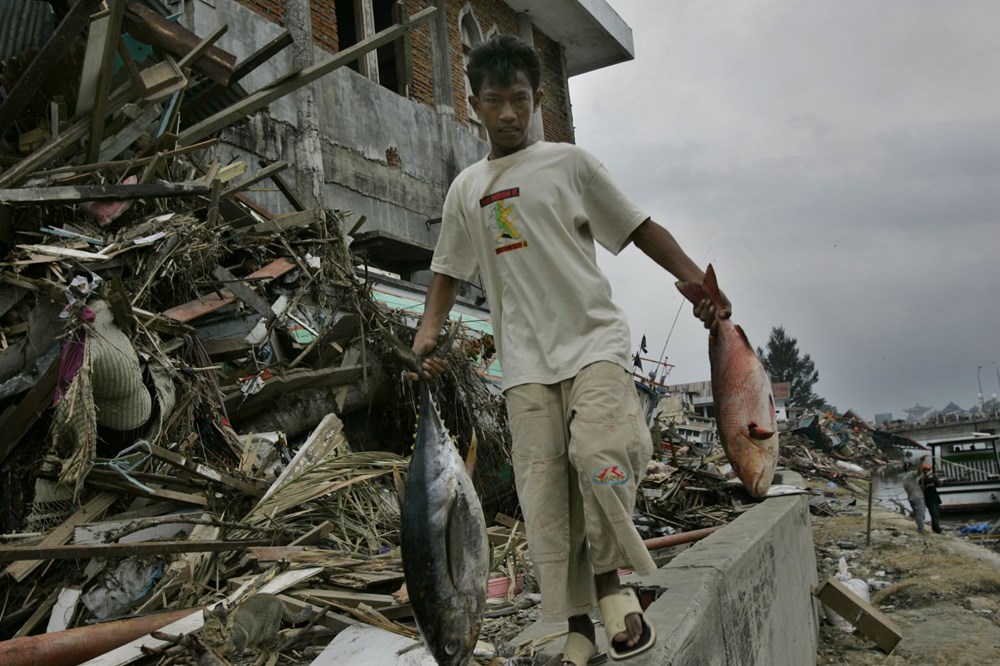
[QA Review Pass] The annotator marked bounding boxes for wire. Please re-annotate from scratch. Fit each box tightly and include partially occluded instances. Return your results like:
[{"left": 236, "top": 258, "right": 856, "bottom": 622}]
[{"left": 658, "top": 246, "right": 713, "bottom": 367}]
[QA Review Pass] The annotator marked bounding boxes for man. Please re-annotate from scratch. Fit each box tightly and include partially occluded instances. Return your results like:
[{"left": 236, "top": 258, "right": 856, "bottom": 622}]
[
  {"left": 902, "top": 463, "right": 927, "bottom": 533},
  {"left": 412, "top": 35, "right": 729, "bottom": 665},
  {"left": 920, "top": 462, "right": 944, "bottom": 534}
]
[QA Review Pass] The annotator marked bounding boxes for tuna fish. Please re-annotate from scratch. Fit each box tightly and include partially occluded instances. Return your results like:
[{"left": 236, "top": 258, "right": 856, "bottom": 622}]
[
  {"left": 401, "top": 378, "right": 490, "bottom": 665},
  {"left": 676, "top": 265, "right": 779, "bottom": 498}
]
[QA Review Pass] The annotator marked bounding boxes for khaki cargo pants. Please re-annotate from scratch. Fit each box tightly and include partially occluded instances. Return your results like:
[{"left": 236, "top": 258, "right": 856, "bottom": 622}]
[{"left": 505, "top": 361, "right": 657, "bottom": 622}]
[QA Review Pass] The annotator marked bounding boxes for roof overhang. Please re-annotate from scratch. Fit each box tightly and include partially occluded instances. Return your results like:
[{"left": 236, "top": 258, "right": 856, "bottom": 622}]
[{"left": 504, "top": 0, "right": 634, "bottom": 77}]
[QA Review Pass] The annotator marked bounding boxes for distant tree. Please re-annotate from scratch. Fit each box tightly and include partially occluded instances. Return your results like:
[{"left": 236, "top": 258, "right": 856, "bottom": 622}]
[{"left": 756, "top": 326, "right": 825, "bottom": 410}]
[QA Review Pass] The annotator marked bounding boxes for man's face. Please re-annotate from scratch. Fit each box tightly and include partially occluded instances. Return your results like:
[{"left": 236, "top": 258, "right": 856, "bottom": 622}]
[{"left": 470, "top": 70, "right": 542, "bottom": 158}]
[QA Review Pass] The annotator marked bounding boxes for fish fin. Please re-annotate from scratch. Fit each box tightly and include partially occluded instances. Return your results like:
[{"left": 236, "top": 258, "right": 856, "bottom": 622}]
[
  {"left": 734, "top": 324, "right": 754, "bottom": 348},
  {"left": 392, "top": 465, "right": 405, "bottom": 507},
  {"left": 445, "top": 492, "right": 467, "bottom": 590},
  {"left": 747, "top": 422, "right": 775, "bottom": 440},
  {"left": 464, "top": 431, "right": 479, "bottom": 477}
]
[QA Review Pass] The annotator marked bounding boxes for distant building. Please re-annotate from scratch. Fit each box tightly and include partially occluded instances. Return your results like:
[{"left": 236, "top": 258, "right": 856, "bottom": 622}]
[
  {"left": 874, "top": 412, "right": 893, "bottom": 426},
  {"left": 771, "top": 381, "right": 791, "bottom": 422}
]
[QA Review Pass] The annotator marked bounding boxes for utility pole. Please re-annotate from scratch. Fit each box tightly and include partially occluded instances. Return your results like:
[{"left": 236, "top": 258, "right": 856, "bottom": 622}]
[{"left": 978, "top": 365, "right": 984, "bottom": 407}]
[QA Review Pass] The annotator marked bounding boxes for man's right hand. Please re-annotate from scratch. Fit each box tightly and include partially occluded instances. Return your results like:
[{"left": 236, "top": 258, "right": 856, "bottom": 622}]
[{"left": 409, "top": 335, "right": 447, "bottom": 382}]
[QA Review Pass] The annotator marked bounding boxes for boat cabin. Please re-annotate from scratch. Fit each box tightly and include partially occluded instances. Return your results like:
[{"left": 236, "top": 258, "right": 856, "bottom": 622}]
[{"left": 924, "top": 432, "right": 1000, "bottom": 512}]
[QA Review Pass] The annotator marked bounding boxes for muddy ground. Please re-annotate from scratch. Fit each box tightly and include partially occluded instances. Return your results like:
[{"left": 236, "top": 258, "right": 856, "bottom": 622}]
[{"left": 814, "top": 502, "right": 1000, "bottom": 665}]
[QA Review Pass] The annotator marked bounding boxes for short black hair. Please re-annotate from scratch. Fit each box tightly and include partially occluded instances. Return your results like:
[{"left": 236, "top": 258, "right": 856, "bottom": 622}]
[{"left": 466, "top": 34, "right": 542, "bottom": 96}]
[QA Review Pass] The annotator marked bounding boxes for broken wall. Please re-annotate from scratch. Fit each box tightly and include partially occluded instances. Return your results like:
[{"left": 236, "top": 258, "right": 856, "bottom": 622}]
[{"left": 190, "top": 0, "right": 574, "bottom": 263}]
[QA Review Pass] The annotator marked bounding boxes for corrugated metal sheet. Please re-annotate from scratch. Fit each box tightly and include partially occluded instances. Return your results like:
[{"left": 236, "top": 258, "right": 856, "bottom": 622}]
[{"left": 0, "top": 0, "right": 55, "bottom": 62}]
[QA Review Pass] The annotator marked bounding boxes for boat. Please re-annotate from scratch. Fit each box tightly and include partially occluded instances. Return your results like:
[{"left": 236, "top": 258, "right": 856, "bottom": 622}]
[{"left": 921, "top": 432, "right": 1000, "bottom": 512}]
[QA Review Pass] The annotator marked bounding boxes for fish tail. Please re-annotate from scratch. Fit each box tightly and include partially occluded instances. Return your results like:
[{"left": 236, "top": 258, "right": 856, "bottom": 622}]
[
  {"left": 675, "top": 279, "right": 708, "bottom": 306},
  {"left": 675, "top": 264, "right": 723, "bottom": 310}
]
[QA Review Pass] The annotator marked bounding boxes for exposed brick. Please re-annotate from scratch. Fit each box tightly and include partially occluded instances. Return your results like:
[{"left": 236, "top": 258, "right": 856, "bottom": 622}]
[{"left": 231, "top": 0, "right": 576, "bottom": 142}]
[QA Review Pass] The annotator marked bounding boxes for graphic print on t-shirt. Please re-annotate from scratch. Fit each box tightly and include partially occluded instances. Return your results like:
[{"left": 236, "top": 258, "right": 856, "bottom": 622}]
[{"left": 479, "top": 187, "right": 528, "bottom": 255}]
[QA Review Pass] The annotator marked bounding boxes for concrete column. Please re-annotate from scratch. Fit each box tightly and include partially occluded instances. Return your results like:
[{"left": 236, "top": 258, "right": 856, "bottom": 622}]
[
  {"left": 516, "top": 12, "right": 544, "bottom": 142},
  {"left": 559, "top": 43, "right": 575, "bottom": 143},
  {"left": 429, "top": 0, "right": 455, "bottom": 112},
  {"left": 429, "top": 0, "right": 460, "bottom": 184},
  {"left": 284, "top": 0, "right": 326, "bottom": 210}
]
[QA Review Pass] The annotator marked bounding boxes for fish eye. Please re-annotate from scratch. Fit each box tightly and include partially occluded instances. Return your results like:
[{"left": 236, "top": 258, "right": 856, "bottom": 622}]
[{"left": 445, "top": 641, "right": 459, "bottom": 656}]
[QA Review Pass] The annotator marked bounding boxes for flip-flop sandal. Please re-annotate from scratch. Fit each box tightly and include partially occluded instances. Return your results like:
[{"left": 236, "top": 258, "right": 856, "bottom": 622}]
[
  {"left": 598, "top": 587, "right": 656, "bottom": 660},
  {"left": 548, "top": 631, "right": 607, "bottom": 666}
]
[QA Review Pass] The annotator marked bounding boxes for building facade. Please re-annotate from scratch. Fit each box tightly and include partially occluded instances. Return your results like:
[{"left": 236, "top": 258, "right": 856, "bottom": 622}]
[{"left": 179, "top": 0, "right": 633, "bottom": 285}]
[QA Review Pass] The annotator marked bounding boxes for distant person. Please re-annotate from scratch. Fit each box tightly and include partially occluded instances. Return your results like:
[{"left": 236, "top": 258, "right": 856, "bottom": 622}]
[
  {"left": 920, "top": 462, "right": 944, "bottom": 534},
  {"left": 902, "top": 464, "right": 928, "bottom": 533}
]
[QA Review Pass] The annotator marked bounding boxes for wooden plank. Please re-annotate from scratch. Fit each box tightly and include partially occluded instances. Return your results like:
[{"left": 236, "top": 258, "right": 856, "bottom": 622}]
[
  {"left": 86, "top": 0, "right": 128, "bottom": 163},
  {"left": 289, "top": 521, "right": 333, "bottom": 546},
  {"left": 147, "top": 444, "right": 265, "bottom": 497},
  {"left": 178, "top": 6, "right": 437, "bottom": 145},
  {"left": 329, "top": 569, "right": 405, "bottom": 590},
  {"left": 83, "top": 567, "right": 322, "bottom": 666},
  {"left": 0, "top": 0, "right": 105, "bottom": 136},
  {"left": 293, "top": 588, "right": 413, "bottom": 621},
  {"left": 13, "top": 588, "right": 60, "bottom": 638},
  {"left": 211, "top": 265, "right": 273, "bottom": 320},
  {"left": 138, "top": 58, "right": 187, "bottom": 102},
  {"left": 813, "top": 577, "right": 902, "bottom": 653},
  {"left": 162, "top": 257, "right": 297, "bottom": 322},
  {"left": 98, "top": 102, "right": 164, "bottom": 163},
  {"left": 36, "top": 139, "right": 218, "bottom": 178},
  {"left": 2, "top": 493, "right": 117, "bottom": 582},
  {"left": 46, "top": 587, "right": 83, "bottom": 633},
  {"left": 182, "top": 31, "right": 294, "bottom": 114},
  {"left": 161, "top": 291, "right": 234, "bottom": 323},
  {"left": 176, "top": 24, "right": 228, "bottom": 71},
  {"left": 76, "top": 9, "right": 112, "bottom": 118},
  {"left": 0, "top": 84, "right": 137, "bottom": 188},
  {"left": 275, "top": 594, "right": 358, "bottom": 633},
  {"left": 233, "top": 31, "right": 295, "bottom": 82},
  {"left": 122, "top": 2, "right": 236, "bottom": 86},
  {"left": 14, "top": 244, "right": 110, "bottom": 261},
  {"left": 0, "top": 539, "right": 272, "bottom": 562},
  {"left": 264, "top": 163, "right": 307, "bottom": 212},
  {"left": 0, "top": 356, "right": 58, "bottom": 465},
  {"left": 251, "top": 209, "right": 321, "bottom": 233},
  {"left": 247, "top": 414, "right": 345, "bottom": 514},
  {"left": 246, "top": 256, "right": 298, "bottom": 280},
  {"left": 0, "top": 181, "right": 211, "bottom": 205},
  {"left": 225, "top": 365, "right": 365, "bottom": 416},
  {"left": 335, "top": 346, "right": 364, "bottom": 412},
  {"left": 221, "top": 161, "right": 289, "bottom": 197}
]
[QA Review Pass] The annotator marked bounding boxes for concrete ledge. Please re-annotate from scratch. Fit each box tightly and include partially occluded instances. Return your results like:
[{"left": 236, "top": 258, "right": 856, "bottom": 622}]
[{"left": 510, "top": 495, "right": 819, "bottom": 665}]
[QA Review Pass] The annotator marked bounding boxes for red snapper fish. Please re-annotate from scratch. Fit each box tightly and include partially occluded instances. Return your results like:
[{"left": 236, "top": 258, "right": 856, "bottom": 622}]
[{"left": 676, "top": 265, "right": 778, "bottom": 498}]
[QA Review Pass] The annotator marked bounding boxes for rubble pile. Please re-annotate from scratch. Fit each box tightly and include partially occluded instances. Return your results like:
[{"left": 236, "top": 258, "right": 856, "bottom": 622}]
[
  {"left": 0, "top": 4, "right": 915, "bottom": 663},
  {"left": 0, "top": 5, "right": 523, "bottom": 663}
]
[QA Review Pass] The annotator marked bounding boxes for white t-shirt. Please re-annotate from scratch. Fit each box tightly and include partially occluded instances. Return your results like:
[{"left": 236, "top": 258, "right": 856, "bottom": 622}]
[{"left": 431, "top": 141, "right": 648, "bottom": 390}]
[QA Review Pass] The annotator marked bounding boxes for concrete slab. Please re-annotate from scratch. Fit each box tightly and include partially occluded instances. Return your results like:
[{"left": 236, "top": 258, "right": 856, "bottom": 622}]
[{"left": 509, "top": 495, "right": 819, "bottom": 665}]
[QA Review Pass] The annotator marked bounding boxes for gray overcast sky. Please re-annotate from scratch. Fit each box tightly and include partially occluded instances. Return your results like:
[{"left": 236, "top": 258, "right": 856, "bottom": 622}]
[{"left": 568, "top": 0, "right": 1000, "bottom": 420}]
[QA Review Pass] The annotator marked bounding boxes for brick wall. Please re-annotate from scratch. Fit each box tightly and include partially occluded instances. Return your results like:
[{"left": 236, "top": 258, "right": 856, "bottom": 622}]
[
  {"left": 232, "top": 0, "right": 574, "bottom": 142},
  {"left": 533, "top": 25, "right": 573, "bottom": 144}
]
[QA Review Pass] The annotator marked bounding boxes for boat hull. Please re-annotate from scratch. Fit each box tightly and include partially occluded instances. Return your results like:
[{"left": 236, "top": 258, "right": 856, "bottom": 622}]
[{"left": 938, "top": 484, "right": 1000, "bottom": 513}]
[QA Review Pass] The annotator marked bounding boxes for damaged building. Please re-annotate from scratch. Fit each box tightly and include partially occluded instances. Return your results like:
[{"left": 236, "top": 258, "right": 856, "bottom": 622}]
[{"left": 0, "top": 1, "right": 643, "bottom": 662}]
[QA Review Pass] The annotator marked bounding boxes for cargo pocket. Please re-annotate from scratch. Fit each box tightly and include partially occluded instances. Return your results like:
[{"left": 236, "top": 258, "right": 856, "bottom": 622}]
[
  {"left": 568, "top": 362, "right": 644, "bottom": 526},
  {"left": 507, "top": 386, "right": 569, "bottom": 561}
]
